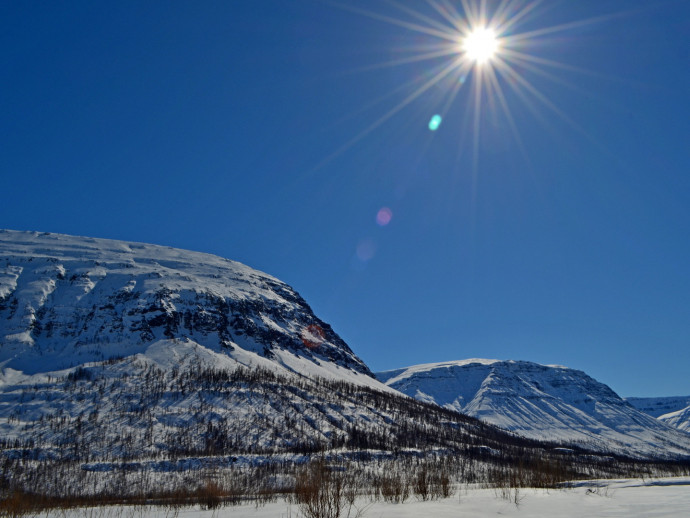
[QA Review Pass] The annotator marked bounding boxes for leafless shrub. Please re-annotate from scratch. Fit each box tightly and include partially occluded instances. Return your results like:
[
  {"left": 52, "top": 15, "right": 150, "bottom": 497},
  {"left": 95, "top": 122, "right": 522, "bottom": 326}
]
[
  {"left": 294, "top": 459, "right": 353, "bottom": 518},
  {"left": 410, "top": 460, "right": 455, "bottom": 501},
  {"left": 490, "top": 466, "right": 524, "bottom": 507},
  {"left": 375, "top": 471, "right": 410, "bottom": 504},
  {"left": 197, "top": 479, "right": 223, "bottom": 510},
  {"left": 413, "top": 464, "right": 431, "bottom": 501},
  {"left": 0, "top": 489, "right": 36, "bottom": 518},
  {"left": 435, "top": 465, "right": 454, "bottom": 499}
]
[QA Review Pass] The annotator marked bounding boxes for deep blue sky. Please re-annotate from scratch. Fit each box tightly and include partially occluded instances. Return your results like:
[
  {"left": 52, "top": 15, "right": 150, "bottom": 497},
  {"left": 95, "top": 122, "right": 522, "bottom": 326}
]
[{"left": 2, "top": 1, "right": 689, "bottom": 397}]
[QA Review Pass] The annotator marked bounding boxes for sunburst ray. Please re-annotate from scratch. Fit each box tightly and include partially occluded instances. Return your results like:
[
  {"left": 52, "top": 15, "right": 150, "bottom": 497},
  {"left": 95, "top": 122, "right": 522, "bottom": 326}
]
[{"left": 315, "top": 0, "right": 631, "bottom": 177}]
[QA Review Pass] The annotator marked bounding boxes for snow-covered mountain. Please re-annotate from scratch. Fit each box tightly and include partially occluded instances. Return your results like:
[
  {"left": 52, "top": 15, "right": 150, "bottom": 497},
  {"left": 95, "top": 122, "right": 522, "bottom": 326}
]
[
  {"left": 627, "top": 396, "right": 690, "bottom": 433},
  {"left": 377, "top": 359, "right": 690, "bottom": 459},
  {"left": 0, "top": 230, "right": 397, "bottom": 456},
  {"left": 0, "top": 230, "right": 515, "bottom": 462},
  {"left": 626, "top": 396, "right": 690, "bottom": 418},
  {"left": 2, "top": 230, "right": 688, "bottom": 463},
  {"left": 0, "top": 229, "right": 375, "bottom": 383},
  {"left": 658, "top": 406, "right": 690, "bottom": 432}
]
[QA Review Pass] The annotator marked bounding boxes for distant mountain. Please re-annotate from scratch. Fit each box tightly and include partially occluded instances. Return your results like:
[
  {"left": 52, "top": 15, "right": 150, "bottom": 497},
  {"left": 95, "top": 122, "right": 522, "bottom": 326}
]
[
  {"left": 659, "top": 406, "right": 690, "bottom": 432},
  {"left": 377, "top": 359, "right": 690, "bottom": 459},
  {"left": 627, "top": 396, "right": 690, "bottom": 433},
  {"left": 626, "top": 396, "right": 690, "bottom": 418}
]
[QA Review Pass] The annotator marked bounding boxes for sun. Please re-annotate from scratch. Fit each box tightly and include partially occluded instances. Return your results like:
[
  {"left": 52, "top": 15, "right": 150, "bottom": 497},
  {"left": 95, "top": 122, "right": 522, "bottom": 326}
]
[
  {"left": 319, "top": 1, "right": 609, "bottom": 172},
  {"left": 462, "top": 27, "right": 499, "bottom": 65}
]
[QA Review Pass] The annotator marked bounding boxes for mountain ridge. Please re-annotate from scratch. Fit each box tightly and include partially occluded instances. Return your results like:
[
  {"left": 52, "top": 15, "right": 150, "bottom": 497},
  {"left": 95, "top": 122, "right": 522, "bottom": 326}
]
[{"left": 377, "top": 359, "right": 690, "bottom": 459}]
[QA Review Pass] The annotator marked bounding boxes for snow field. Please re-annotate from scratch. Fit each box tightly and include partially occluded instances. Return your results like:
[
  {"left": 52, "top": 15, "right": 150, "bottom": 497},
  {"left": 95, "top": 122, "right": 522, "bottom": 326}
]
[{"left": 35, "top": 477, "right": 690, "bottom": 518}]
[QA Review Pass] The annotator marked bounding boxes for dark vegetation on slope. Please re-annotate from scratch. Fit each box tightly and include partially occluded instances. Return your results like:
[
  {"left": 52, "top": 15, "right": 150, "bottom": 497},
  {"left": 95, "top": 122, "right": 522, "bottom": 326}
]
[
  {"left": 2, "top": 363, "right": 690, "bottom": 515},
  {"left": 1, "top": 360, "right": 563, "bottom": 460}
]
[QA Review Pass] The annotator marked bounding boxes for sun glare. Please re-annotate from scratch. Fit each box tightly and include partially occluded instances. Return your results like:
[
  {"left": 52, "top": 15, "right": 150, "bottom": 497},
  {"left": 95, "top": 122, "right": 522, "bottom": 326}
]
[
  {"left": 319, "top": 0, "right": 610, "bottom": 173},
  {"left": 463, "top": 27, "right": 499, "bottom": 64}
]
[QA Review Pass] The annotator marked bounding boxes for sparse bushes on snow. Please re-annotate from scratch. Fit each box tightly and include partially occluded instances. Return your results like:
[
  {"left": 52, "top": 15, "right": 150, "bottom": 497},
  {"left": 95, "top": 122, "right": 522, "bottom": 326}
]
[
  {"left": 374, "top": 470, "right": 410, "bottom": 504},
  {"left": 2, "top": 364, "right": 690, "bottom": 515},
  {"left": 294, "top": 459, "right": 350, "bottom": 518}
]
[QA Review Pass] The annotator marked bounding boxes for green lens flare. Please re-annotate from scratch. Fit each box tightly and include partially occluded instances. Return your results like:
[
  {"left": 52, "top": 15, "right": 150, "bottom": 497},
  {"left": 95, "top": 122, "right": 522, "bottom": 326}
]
[{"left": 428, "top": 114, "right": 442, "bottom": 131}]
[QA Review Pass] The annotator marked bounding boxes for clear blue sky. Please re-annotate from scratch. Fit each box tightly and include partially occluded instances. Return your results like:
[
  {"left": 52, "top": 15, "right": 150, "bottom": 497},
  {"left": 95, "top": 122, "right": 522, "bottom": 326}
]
[{"left": 2, "top": 1, "right": 689, "bottom": 397}]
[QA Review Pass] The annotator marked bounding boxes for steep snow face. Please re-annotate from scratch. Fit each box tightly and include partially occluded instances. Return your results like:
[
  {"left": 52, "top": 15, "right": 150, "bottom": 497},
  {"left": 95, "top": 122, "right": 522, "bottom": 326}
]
[
  {"left": 377, "top": 360, "right": 690, "bottom": 459},
  {"left": 0, "top": 230, "right": 373, "bottom": 382}
]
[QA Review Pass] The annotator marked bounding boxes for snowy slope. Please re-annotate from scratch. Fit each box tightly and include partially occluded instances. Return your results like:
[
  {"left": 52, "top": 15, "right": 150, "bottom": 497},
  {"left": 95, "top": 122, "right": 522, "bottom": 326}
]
[
  {"left": 0, "top": 229, "right": 381, "bottom": 387},
  {"left": 657, "top": 406, "right": 690, "bottom": 432},
  {"left": 377, "top": 360, "right": 690, "bottom": 459},
  {"left": 0, "top": 340, "right": 431, "bottom": 458},
  {"left": 0, "top": 337, "right": 535, "bottom": 463},
  {"left": 626, "top": 396, "right": 690, "bottom": 433},
  {"left": 626, "top": 396, "right": 690, "bottom": 418}
]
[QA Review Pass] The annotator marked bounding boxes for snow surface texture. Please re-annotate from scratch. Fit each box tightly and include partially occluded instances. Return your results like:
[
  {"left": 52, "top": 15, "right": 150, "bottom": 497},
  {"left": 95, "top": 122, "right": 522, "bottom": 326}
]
[
  {"left": 377, "top": 360, "right": 690, "bottom": 458},
  {"left": 627, "top": 396, "right": 690, "bottom": 432},
  {"left": 36, "top": 477, "right": 690, "bottom": 518},
  {"left": 0, "top": 229, "right": 377, "bottom": 385}
]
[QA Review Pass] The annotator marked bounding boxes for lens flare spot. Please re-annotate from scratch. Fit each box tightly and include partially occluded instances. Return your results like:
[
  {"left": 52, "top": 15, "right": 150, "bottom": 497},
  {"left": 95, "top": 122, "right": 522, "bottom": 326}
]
[
  {"left": 428, "top": 114, "right": 442, "bottom": 131},
  {"left": 356, "top": 239, "right": 376, "bottom": 262},
  {"left": 301, "top": 324, "right": 325, "bottom": 350},
  {"left": 376, "top": 207, "right": 393, "bottom": 226}
]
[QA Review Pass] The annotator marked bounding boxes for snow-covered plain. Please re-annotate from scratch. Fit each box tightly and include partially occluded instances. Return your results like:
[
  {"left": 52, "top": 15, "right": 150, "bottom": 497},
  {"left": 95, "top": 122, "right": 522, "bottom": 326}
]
[{"left": 38, "top": 478, "right": 690, "bottom": 518}]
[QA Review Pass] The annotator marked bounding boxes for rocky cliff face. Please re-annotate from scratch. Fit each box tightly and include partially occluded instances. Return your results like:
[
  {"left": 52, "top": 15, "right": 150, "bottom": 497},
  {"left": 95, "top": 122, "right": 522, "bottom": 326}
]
[
  {"left": 0, "top": 230, "right": 370, "bottom": 378},
  {"left": 377, "top": 359, "right": 690, "bottom": 459}
]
